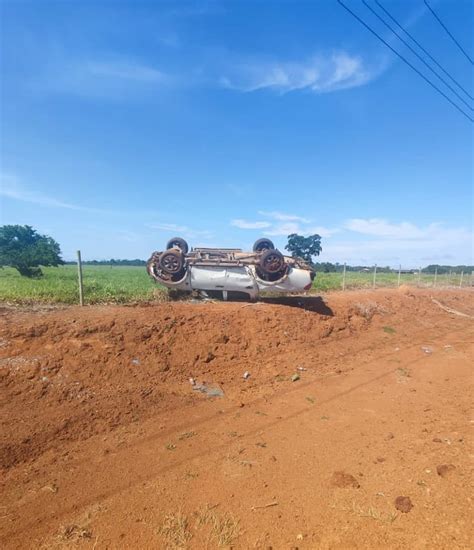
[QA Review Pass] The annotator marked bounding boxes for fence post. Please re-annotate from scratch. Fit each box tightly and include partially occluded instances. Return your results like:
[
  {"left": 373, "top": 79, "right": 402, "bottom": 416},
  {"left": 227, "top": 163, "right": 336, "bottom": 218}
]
[
  {"left": 397, "top": 264, "right": 401, "bottom": 287},
  {"left": 342, "top": 262, "right": 346, "bottom": 291},
  {"left": 373, "top": 264, "right": 377, "bottom": 289},
  {"left": 434, "top": 267, "right": 437, "bottom": 287},
  {"left": 459, "top": 271, "right": 464, "bottom": 288},
  {"left": 418, "top": 267, "right": 421, "bottom": 286},
  {"left": 77, "top": 250, "right": 84, "bottom": 306}
]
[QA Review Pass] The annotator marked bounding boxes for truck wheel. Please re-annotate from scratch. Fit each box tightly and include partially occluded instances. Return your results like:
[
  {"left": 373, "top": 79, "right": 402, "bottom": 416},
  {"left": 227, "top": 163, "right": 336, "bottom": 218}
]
[
  {"left": 166, "top": 237, "right": 189, "bottom": 254},
  {"left": 253, "top": 238, "right": 275, "bottom": 252},
  {"left": 159, "top": 249, "right": 184, "bottom": 274},
  {"left": 259, "top": 249, "right": 284, "bottom": 274}
]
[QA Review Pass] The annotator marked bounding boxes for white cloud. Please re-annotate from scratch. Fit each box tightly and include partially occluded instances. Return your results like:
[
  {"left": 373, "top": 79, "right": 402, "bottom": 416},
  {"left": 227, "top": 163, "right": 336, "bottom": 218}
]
[
  {"left": 344, "top": 218, "right": 426, "bottom": 238},
  {"left": 306, "top": 225, "right": 340, "bottom": 238},
  {"left": 263, "top": 222, "right": 337, "bottom": 237},
  {"left": 220, "top": 51, "right": 379, "bottom": 94},
  {"left": 323, "top": 218, "right": 473, "bottom": 266},
  {"left": 263, "top": 222, "right": 303, "bottom": 236},
  {"left": 148, "top": 222, "right": 189, "bottom": 233},
  {"left": 39, "top": 57, "right": 170, "bottom": 98},
  {"left": 0, "top": 174, "right": 106, "bottom": 213},
  {"left": 146, "top": 222, "right": 213, "bottom": 240},
  {"left": 258, "top": 210, "right": 310, "bottom": 223},
  {"left": 85, "top": 61, "right": 166, "bottom": 83},
  {"left": 230, "top": 212, "right": 337, "bottom": 238},
  {"left": 343, "top": 218, "right": 469, "bottom": 241},
  {"left": 228, "top": 214, "right": 472, "bottom": 265},
  {"left": 231, "top": 219, "right": 271, "bottom": 229}
]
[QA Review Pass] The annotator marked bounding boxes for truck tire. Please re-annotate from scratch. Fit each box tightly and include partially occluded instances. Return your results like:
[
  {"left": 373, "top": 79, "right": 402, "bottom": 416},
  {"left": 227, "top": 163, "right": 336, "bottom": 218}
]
[
  {"left": 159, "top": 249, "right": 184, "bottom": 274},
  {"left": 253, "top": 238, "right": 275, "bottom": 252},
  {"left": 259, "top": 249, "right": 285, "bottom": 274},
  {"left": 166, "top": 237, "right": 189, "bottom": 254}
]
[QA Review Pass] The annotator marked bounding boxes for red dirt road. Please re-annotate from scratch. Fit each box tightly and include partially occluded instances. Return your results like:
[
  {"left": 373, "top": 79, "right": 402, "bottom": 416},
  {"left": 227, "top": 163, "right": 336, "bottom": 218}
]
[{"left": 1, "top": 289, "right": 473, "bottom": 549}]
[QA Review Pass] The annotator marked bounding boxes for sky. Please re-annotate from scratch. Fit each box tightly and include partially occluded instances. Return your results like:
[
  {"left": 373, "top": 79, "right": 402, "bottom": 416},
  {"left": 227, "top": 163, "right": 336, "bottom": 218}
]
[{"left": 0, "top": 0, "right": 473, "bottom": 267}]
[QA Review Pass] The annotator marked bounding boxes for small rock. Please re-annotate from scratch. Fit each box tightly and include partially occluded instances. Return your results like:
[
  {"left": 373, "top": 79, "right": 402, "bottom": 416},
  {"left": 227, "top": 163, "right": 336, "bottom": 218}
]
[
  {"left": 189, "top": 377, "right": 196, "bottom": 386},
  {"left": 297, "top": 366, "right": 306, "bottom": 372},
  {"left": 291, "top": 373, "right": 300, "bottom": 382},
  {"left": 331, "top": 471, "right": 360, "bottom": 488},
  {"left": 385, "top": 432, "right": 395, "bottom": 441},
  {"left": 394, "top": 496, "right": 413, "bottom": 513},
  {"left": 243, "top": 371, "right": 250, "bottom": 380},
  {"left": 432, "top": 437, "right": 442, "bottom": 443},
  {"left": 296, "top": 534, "right": 304, "bottom": 541},
  {"left": 436, "top": 464, "right": 456, "bottom": 478},
  {"left": 204, "top": 352, "right": 215, "bottom": 363},
  {"left": 131, "top": 358, "right": 140, "bottom": 366},
  {"left": 421, "top": 346, "right": 433, "bottom": 354}
]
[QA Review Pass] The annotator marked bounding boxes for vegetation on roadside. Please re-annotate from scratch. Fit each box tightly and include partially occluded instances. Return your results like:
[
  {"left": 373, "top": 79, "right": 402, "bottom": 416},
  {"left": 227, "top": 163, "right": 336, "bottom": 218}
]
[
  {"left": 0, "top": 264, "right": 469, "bottom": 305},
  {"left": 285, "top": 233, "right": 322, "bottom": 264},
  {"left": 0, "top": 265, "right": 164, "bottom": 304},
  {"left": 0, "top": 225, "right": 63, "bottom": 278}
]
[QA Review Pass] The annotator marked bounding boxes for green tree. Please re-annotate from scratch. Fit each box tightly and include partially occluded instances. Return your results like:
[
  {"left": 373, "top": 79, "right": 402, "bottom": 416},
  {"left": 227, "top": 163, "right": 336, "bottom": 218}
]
[
  {"left": 285, "top": 233, "right": 322, "bottom": 265},
  {"left": 0, "top": 225, "right": 64, "bottom": 277}
]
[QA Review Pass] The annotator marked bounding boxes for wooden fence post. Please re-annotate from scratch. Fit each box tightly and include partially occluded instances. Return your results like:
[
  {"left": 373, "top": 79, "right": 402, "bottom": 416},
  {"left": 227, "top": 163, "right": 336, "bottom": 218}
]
[
  {"left": 342, "top": 262, "right": 346, "bottom": 291},
  {"left": 459, "top": 271, "right": 464, "bottom": 288},
  {"left": 397, "top": 264, "right": 401, "bottom": 287},
  {"left": 373, "top": 264, "right": 377, "bottom": 289},
  {"left": 434, "top": 267, "right": 437, "bottom": 287},
  {"left": 77, "top": 250, "right": 84, "bottom": 306}
]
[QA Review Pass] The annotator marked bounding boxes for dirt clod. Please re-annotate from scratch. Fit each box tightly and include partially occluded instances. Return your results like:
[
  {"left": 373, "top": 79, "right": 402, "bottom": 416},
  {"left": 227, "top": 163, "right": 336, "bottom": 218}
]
[
  {"left": 331, "top": 471, "right": 360, "bottom": 488},
  {"left": 394, "top": 496, "right": 413, "bottom": 513},
  {"left": 436, "top": 464, "right": 456, "bottom": 477}
]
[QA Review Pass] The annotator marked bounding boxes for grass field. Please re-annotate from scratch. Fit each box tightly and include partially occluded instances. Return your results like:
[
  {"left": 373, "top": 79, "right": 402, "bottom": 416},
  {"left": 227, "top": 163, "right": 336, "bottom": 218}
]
[
  {"left": 0, "top": 266, "right": 160, "bottom": 304},
  {"left": 0, "top": 265, "right": 469, "bottom": 305}
]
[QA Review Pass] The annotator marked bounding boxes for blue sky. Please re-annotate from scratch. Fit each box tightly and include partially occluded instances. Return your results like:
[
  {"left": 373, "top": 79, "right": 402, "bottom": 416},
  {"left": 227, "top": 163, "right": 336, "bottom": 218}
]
[{"left": 0, "top": 0, "right": 472, "bottom": 266}]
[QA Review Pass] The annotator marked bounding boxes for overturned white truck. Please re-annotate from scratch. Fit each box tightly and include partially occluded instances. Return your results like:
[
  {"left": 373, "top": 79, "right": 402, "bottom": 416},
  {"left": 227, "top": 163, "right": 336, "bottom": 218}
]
[{"left": 147, "top": 237, "right": 315, "bottom": 300}]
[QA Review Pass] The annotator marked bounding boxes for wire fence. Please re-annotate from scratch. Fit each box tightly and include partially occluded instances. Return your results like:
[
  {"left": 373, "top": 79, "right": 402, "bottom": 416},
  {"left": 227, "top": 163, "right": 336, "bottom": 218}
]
[{"left": 313, "top": 264, "right": 473, "bottom": 292}]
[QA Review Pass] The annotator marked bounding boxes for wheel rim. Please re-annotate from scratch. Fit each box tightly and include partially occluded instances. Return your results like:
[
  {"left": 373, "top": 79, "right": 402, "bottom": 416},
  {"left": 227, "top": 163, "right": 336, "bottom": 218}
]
[
  {"left": 264, "top": 253, "right": 283, "bottom": 273},
  {"left": 162, "top": 254, "right": 181, "bottom": 273}
]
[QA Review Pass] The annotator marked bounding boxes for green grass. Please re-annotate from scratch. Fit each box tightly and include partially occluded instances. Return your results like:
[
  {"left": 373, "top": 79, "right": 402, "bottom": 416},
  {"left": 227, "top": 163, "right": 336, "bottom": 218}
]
[
  {"left": 313, "top": 271, "right": 439, "bottom": 291},
  {"left": 0, "top": 265, "right": 161, "bottom": 304},
  {"left": 0, "top": 265, "right": 466, "bottom": 305}
]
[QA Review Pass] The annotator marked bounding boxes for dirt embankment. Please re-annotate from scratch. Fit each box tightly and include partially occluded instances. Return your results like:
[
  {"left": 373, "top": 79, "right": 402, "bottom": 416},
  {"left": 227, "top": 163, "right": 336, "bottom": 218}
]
[
  {"left": 0, "top": 288, "right": 473, "bottom": 549},
  {"left": 0, "top": 292, "right": 379, "bottom": 470}
]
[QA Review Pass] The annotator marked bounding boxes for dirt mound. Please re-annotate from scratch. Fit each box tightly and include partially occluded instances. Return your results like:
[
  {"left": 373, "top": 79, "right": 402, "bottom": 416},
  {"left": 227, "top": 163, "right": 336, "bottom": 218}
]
[
  {"left": 1, "top": 288, "right": 473, "bottom": 549},
  {"left": 0, "top": 295, "right": 355, "bottom": 468},
  {"left": 0, "top": 288, "right": 470, "bottom": 471}
]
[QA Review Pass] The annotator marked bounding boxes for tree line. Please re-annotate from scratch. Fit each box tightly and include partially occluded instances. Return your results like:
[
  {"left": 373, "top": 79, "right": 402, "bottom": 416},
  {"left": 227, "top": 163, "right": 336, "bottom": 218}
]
[{"left": 313, "top": 262, "right": 473, "bottom": 274}]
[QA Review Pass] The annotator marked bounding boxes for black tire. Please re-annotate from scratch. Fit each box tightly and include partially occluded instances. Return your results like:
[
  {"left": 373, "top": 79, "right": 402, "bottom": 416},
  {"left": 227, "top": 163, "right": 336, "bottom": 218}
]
[
  {"left": 253, "top": 238, "right": 275, "bottom": 252},
  {"left": 159, "top": 249, "right": 184, "bottom": 274},
  {"left": 259, "top": 248, "right": 285, "bottom": 274},
  {"left": 166, "top": 237, "right": 189, "bottom": 254}
]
